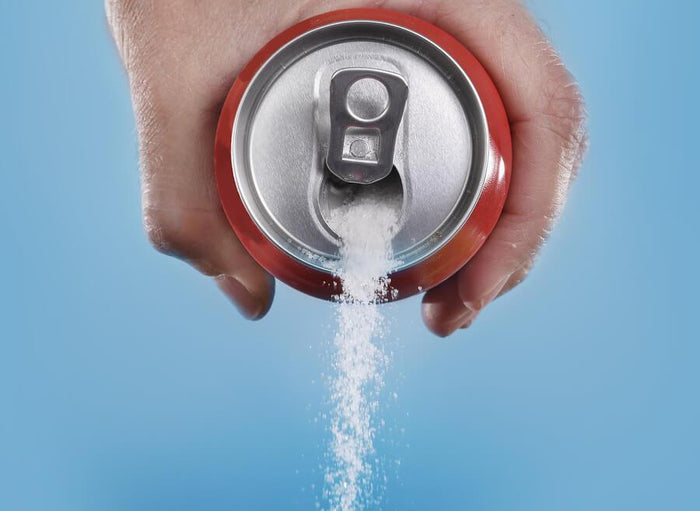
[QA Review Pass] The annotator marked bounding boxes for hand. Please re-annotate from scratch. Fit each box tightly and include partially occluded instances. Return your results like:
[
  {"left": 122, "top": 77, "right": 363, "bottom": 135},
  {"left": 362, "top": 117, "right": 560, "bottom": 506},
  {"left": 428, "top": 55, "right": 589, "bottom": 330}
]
[{"left": 106, "top": 0, "right": 586, "bottom": 332}]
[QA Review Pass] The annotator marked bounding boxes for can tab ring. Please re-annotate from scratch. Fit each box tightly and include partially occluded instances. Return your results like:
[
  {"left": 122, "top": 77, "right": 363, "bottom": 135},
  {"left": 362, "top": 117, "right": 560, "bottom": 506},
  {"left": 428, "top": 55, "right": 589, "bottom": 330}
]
[{"left": 326, "top": 68, "right": 408, "bottom": 185}]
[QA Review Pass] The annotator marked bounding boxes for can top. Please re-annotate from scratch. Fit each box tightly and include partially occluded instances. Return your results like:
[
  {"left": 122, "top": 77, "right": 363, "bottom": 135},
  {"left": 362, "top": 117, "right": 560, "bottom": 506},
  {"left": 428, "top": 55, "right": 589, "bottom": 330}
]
[{"left": 227, "top": 15, "right": 490, "bottom": 277}]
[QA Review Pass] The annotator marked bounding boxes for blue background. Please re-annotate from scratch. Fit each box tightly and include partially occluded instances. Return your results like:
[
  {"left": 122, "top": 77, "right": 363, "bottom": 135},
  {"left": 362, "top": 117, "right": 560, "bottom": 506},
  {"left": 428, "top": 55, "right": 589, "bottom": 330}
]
[{"left": 2, "top": 1, "right": 698, "bottom": 510}]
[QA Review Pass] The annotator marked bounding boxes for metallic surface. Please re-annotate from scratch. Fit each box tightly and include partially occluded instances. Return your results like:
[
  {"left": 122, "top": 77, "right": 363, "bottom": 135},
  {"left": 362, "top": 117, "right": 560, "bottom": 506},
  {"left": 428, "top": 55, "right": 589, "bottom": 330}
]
[
  {"left": 215, "top": 9, "right": 511, "bottom": 300},
  {"left": 231, "top": 20, "right": 483, "bottom": 269},
  {"left": 327, "top": 68, "right": 408, "bottom": 185}
]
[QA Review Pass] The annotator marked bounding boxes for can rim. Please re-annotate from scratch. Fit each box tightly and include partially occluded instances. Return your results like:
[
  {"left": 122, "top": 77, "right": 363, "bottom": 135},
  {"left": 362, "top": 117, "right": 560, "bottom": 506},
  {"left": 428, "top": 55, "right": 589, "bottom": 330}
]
[{"left": 215, "top": 8, "right": 512, "bottom": 300}]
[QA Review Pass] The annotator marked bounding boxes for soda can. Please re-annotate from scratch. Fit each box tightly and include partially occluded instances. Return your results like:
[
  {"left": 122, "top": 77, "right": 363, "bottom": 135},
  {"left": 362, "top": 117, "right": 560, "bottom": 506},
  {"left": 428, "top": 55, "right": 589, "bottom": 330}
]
[{"left": 215, "top": 8, "right": 511, "bottom": 300}]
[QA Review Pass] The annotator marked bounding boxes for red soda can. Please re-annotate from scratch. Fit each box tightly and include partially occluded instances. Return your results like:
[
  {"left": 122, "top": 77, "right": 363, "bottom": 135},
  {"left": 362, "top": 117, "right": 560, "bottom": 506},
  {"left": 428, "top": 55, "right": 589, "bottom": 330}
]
[{"left": 215, "top": 9, "right": 511, "bottom": 300}]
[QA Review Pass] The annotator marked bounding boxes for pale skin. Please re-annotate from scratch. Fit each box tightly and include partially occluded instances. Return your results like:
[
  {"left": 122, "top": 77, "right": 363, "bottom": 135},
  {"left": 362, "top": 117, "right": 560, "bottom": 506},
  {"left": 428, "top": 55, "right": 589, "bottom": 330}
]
[{"left": 106, "top": 0, "right": 587, "bottom": 337}]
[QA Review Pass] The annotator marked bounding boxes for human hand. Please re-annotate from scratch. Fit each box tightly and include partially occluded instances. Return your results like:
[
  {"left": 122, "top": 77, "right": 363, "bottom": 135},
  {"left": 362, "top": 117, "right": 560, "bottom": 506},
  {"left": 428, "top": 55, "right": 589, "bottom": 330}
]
[{"left": 106, "top": 0, "right": 586, "bottom": 332}]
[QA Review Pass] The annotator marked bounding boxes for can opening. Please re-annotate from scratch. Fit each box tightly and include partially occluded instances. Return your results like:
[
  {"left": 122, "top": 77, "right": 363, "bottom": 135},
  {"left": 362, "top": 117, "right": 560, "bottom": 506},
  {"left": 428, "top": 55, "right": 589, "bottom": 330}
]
[{"left": 319, "top": 162, "right": 404, "bottom": 239}]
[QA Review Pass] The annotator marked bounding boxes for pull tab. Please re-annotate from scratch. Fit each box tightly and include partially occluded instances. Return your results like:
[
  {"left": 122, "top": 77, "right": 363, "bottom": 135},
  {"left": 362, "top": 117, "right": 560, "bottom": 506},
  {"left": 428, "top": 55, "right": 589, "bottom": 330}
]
[{"left": 326, "top": 68, "right": 408, "bottom": 185}]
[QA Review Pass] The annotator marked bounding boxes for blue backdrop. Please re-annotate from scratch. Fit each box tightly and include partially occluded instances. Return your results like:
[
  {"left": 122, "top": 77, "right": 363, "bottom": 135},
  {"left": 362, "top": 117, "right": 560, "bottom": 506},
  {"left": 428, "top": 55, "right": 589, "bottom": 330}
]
[{"left": 2, "top": 1, "right": 698, "bottom": 510}]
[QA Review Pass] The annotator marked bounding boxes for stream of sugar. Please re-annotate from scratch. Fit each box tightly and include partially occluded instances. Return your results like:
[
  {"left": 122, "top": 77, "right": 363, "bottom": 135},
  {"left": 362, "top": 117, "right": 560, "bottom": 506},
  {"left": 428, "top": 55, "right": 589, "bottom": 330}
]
[{"left": 323, "top": 189, "right": 401, "bottom": 511}]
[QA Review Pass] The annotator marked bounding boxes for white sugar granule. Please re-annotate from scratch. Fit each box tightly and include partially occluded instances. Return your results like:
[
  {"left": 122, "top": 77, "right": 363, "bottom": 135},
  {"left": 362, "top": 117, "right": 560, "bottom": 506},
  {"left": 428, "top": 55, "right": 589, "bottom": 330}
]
[{"left": 323, "top": 188, "right": 401, "bottom": 511}]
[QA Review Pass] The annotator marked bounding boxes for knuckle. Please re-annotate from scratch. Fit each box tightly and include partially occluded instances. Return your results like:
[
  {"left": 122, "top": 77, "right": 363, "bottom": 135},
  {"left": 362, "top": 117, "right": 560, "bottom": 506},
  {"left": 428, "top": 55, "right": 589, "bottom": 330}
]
[
  {"left": 143, "top": 207, "right": 176, "bottom": 255},
  {"left": 142, "top": 206, "right": 201, "bottom": 258},
  {"left": 539, "top": 63, "right": 589, "bottom": 169}
]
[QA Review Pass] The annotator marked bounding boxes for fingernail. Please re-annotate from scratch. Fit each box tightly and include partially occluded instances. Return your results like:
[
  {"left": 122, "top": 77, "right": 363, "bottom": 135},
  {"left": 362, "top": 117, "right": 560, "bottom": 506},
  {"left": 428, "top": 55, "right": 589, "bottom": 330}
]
[
  {"left": 215, "top": 275, "right": 264, "bottom": 320},
  {"left": 463, "top": 274, "right": 511, "bottom": 313}
]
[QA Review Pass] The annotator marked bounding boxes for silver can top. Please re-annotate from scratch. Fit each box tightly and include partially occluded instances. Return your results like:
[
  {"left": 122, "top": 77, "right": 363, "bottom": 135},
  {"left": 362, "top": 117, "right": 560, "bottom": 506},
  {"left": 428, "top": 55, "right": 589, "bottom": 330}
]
[{"left": 230, "top": 19, "right": 488, "bottom": 273}]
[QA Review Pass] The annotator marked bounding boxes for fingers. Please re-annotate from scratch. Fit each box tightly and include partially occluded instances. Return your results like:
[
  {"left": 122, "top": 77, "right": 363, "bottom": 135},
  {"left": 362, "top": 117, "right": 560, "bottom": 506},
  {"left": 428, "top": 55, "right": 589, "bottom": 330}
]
[
  {"left": 144, "top": 203, "right": 275, "bottom": 320},
  {"left": 140, "top": 102, "right": 275, "bottom": 319},
  {"left": 421, "top": 0, "right": 587, "bottom": 336},
  {"left": 128, "top": 62, "right": 274, "bottom": 320},
  {"left": 422, "top": 277, "right": 475, "bottom": 337},
  {"left": 454, "top": 113, "right": 585, "bottom": 308}
]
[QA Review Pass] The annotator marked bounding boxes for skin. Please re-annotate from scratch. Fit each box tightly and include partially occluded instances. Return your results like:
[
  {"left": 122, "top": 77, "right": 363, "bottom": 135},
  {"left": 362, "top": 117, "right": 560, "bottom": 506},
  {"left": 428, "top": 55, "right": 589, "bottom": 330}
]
[{"left": 106, "top": 0, "right": 587, "bottom": 337}]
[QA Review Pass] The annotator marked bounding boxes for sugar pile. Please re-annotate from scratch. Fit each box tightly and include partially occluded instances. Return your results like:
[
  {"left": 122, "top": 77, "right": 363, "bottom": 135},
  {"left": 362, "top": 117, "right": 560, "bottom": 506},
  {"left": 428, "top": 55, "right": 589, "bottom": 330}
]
[{"left": 323, "top": 188, "right": 401, "bottom": 511}]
